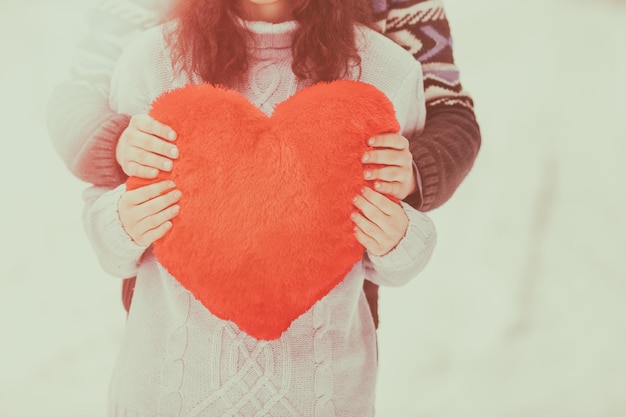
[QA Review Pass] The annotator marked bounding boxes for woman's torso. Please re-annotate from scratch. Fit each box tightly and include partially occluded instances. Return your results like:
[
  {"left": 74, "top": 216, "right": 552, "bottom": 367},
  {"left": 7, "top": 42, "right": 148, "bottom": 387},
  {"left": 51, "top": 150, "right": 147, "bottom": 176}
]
[{"left": 108, "top": 19, "right": 423, "bottom": 417}]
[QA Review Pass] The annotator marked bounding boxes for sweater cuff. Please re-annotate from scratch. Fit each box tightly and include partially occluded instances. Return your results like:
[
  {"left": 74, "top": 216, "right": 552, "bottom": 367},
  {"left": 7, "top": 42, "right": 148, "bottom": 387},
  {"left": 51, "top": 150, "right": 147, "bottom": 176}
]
[
  {"left": 74, "top": 114, "right": 131, "bottom": 187},
  {"left": 403, "top": 160, "right": 424, "bottom": 209},
  {"left": 367, "top": 202, "right": 436, "bottom": 280},
  {"left": 86, "top": 184, "right": 148, "bottom": 277},
  {"left": 411, "top": 148, "right": 439, "bottom": 211}
]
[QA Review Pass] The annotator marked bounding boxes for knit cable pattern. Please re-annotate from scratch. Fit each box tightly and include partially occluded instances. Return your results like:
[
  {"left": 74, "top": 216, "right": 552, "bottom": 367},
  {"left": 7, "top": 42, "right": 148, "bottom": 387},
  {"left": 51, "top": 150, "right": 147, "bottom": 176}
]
[
  {"left": 312, "top": 303, "right": 335, "bottom": 416},
  {"left": 101, "top": 20, "right": 430, "bottom": 416},
  {"left": 184, "top": 324, "right": 297, "bottom": 417}
]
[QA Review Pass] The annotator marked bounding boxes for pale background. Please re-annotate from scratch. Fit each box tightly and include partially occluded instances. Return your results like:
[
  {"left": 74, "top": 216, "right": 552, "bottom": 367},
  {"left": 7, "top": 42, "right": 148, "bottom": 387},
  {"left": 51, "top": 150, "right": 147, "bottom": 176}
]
[{"left": 1, "top": 0, "right": 625, "bottom": 416}]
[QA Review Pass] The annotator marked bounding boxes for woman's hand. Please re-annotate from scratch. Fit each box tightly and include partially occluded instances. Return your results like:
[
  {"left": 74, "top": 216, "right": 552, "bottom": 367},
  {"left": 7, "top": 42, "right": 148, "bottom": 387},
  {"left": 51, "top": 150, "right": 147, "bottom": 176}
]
[
  {"left": 351, "top": 186, "right": 409, "bottom": 256},
  {"left": 361, "top": 133, "right": 416, "bottom": 200},
  {"left": 118, "top": 180, "right": 182, "bottom": 246},
  {"left": 117, "top": 114, "right": 179, "bottom": 178}
]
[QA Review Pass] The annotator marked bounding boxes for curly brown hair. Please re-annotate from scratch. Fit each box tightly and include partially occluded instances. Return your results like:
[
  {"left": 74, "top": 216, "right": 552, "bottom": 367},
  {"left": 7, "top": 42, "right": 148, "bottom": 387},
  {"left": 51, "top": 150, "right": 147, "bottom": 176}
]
[{"left": 164, "top": 0, "right": 373, "bottom": 86}]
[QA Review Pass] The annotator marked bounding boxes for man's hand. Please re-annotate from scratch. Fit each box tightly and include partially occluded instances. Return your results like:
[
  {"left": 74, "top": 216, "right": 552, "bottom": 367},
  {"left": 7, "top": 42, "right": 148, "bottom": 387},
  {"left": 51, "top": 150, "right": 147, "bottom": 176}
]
[
  {"left": 118, "top": 180, "right": 182, "bottom": 246},
  {"left": 361, "top": 133, "right": 417, "bottom": 200},
  {"left": 116, "top": 114, "right": 179, "bottom": 178},
  {"left": 351, "top": 187, "right": 409, "bottom": 256}
]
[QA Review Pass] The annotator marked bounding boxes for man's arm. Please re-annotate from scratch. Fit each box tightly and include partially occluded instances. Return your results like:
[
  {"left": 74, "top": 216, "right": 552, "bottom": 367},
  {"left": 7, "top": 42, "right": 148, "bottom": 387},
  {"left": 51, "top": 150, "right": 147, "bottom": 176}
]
[
  {"left": 47, "top": 0, "right": 169, "bottom": 187},
  {"left": 375, "top": 0, "right": 481, "bottom": 211}
]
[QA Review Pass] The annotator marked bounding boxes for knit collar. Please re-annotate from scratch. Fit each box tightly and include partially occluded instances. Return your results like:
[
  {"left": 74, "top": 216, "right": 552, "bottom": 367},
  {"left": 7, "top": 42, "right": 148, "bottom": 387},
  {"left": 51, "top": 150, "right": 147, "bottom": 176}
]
[{"left": 240, "top": 19, "right": 297, "bottom": 59}]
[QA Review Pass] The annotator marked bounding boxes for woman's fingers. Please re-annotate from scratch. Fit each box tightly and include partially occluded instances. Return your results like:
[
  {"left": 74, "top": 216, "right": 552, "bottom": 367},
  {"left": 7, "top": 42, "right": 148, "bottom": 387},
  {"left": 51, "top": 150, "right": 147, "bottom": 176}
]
[
  {"left": 118, "top": 181, "right": 181, "bottom": 246},
  {"left": 359, "top": 187, "right": 398, "bottom": 216},
  {"left": 351, "top": 211, "right": 383, "bottom": 240},
  {"left": 351, "top": 187, "right": 408, "bottom": 256},
  {"left": 134, "top": 220, "right": 173, "bottom": 247},
  {"left": 354, "top": 223, "right": 379, "bottom": 250},
  {"left": 140, "top": 189, "right": 182, "bottom": 221},
  {"left": 123, "top": 181, "right": 176, "bottom": 206},
  {"left": 137, "top": 204, "right": 180, "bottom": 235}
]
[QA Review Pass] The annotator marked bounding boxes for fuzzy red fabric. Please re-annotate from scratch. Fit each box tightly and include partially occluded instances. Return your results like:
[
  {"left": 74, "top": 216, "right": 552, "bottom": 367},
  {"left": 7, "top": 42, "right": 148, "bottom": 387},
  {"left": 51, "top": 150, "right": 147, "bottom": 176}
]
[{"left": 126, "top": 81, "right": 399, "bottom": 340}]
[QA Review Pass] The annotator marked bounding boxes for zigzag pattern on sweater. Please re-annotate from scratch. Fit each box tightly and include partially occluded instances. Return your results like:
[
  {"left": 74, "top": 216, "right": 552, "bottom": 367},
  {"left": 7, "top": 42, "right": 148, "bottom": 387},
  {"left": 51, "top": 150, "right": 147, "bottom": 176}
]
[
  {"left": 374, "top": 0, "right": 474, "bottom": 110},
  {"left": 386, "top": 4, "right": 446, "bottom": 29},
  {"left": 73, "top": 0, "right": 474, "bottom": 110}
]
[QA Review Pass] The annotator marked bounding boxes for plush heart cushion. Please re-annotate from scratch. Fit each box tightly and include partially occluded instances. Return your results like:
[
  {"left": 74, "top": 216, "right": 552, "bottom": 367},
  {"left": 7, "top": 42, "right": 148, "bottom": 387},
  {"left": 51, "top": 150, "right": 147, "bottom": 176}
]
[{"left": 126, "top": 80, "right": 400, "bottom": 340}]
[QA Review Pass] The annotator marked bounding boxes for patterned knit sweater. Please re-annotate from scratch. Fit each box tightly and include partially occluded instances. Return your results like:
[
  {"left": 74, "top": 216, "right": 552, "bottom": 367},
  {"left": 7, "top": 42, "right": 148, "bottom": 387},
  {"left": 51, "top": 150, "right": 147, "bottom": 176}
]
[
  {"left": 47, "top": 0, "right": 480, "bottom": 211},
  {"left": 84, "top": 20, "right": 436, "bottom": 417}
]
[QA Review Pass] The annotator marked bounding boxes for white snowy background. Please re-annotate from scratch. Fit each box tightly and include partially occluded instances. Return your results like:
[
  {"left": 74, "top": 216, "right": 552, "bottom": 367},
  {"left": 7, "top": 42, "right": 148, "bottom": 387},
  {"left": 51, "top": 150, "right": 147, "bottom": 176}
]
[{"left": 1, "top": 0, "right": 625, "bottom": 416}]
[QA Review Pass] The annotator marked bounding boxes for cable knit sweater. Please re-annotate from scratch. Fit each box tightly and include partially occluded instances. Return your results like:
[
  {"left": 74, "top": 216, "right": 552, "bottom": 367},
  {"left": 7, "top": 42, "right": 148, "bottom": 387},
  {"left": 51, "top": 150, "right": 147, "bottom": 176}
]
[
  {"left": 47, "top": 0, "right": 481, "bottom": 327},
  {"left": 48, "top": 0, "right": 480, "bottom": 211},
  {"left": 84, "top": 20, "right": 436, "bottom": 417}
]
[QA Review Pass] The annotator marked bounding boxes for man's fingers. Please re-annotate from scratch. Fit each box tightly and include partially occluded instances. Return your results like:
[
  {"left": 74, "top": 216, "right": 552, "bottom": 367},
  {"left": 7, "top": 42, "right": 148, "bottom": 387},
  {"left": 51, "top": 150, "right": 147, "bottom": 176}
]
[
  {"left": 364, "top": 166, "right": 404, "bottom": 183},
  {"left": 124, "top": 180, "right": 176, "bottom": 205},
  {"left": 132, "top": 114, "right": 177, "bottom": 142},
  {"left": 133, "top": 133, "right": 179, "bottom": 160},
  {"left": 123, "top": 161, "right": 158, "bottom": 179},
  {"left": 363, "top": 165, "right": 416, "bottom": 201},
  {"left": 372, "top": 181, "right": 403, "bottom": 199},
  {"left": 118, "top": 114, "right": 177, "bottom": 177},
  {"left": 362, "top": 133, "right": 416, "bottom": 201},
  {"left": 130, "top": 146, "right": 174, "bottom": 172},
  {"left": 368, "top": 133, "right": 409, "bottom": 150},
  {"left": 362, "top": 149, "right": 409, "bottom": 166}
]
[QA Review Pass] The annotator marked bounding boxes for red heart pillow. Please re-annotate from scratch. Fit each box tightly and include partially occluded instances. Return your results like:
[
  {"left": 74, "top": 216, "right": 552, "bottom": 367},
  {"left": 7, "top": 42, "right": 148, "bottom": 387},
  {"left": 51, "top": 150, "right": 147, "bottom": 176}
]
[{"left": 127, "top": 80, "right": 400, "bottom": 340}]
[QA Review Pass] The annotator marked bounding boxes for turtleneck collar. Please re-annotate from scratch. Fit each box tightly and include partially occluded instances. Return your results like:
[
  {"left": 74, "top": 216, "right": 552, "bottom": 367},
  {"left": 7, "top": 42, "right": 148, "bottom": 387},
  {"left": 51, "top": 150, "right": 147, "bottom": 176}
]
[{"left": 239, "top": 19, "right": 297, "bottom": 60}]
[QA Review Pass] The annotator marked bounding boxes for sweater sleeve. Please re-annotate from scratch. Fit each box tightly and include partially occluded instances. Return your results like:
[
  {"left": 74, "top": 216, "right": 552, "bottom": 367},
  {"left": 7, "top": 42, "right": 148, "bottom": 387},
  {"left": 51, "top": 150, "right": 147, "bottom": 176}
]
[
  {"left": 375, "top": 0, "right": 481, "bottom": 211},
  {"left": 389, "top": 62, "right": 426, "bottom": 144},
  {"left": 81, "top": 27, "right": 172, "bottom": 278},
  {"left": 46, "top": 0, "right": 168, "bottom": 187},
  {"left": 82, "top": 184, "right": 149, "bottom": 278},
  {"left": 109, "top": 25, "right": 175, "bottom": 115},
  {"left": 363, "top": 203, "right": 436, "bottom": 287}
]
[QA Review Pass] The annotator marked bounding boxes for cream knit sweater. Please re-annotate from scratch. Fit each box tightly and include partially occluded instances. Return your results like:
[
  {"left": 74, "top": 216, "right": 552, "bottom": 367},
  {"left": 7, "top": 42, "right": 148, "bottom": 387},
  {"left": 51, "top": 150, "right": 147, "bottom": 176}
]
[{"left": 84, "top": 20, "right": 435, "bottom": 417}]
